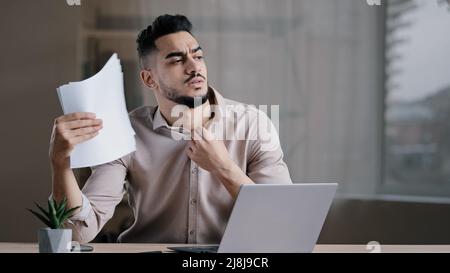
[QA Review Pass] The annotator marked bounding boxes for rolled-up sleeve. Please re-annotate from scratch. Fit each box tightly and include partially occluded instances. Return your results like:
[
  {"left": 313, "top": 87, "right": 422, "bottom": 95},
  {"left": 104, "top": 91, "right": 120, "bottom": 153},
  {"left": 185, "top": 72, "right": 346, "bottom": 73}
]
[
  {"left": 68, "top": 193, "right": 92, "bottom": 222},
  {"left": 48, "top": 193, "right": 91, "bottom": 221},
  {"left": 65, "top": 154, "right": 130, "bottom": 243}
]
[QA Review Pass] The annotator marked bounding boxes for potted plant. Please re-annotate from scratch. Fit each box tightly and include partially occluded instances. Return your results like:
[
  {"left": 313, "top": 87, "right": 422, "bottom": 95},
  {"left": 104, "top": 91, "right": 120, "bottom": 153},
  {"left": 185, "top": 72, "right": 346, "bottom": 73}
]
[{"left": 27, "top": 197, "right": 80, "bottom": 253}]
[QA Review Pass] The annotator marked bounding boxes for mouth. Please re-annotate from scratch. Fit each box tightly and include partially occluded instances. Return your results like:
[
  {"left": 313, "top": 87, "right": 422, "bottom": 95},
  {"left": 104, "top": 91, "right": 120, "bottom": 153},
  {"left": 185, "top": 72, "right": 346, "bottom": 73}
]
[{"left": 186, "top": 77, "right": 205, "bottom": 88}]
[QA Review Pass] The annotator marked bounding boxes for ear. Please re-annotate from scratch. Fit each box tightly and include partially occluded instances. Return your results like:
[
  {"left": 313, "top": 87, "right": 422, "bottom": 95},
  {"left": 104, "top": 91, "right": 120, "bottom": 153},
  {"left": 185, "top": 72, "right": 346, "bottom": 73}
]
[{"left": 140, "top": 69, "right": 157, "bottom": 89}]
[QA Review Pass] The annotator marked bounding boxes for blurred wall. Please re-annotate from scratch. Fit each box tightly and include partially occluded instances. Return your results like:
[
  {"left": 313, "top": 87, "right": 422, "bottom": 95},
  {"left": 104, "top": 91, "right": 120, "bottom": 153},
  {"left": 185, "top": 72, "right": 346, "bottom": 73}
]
[{"left": 0, "top": 0, "right": 81, "bottom": 242}]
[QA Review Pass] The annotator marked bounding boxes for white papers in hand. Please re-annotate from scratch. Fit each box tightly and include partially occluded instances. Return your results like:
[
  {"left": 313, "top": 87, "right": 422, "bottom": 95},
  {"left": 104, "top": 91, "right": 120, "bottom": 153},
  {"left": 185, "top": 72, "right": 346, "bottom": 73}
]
[{"left": 57, "top": 53, "right": 136, "bottom": 168}]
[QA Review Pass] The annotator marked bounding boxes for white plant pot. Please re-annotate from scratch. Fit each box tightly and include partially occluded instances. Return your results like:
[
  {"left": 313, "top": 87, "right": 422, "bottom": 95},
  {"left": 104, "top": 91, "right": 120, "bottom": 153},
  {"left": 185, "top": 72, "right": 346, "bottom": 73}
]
[{"left": 38, "top": 228, "right": 72, "bottom": 253}]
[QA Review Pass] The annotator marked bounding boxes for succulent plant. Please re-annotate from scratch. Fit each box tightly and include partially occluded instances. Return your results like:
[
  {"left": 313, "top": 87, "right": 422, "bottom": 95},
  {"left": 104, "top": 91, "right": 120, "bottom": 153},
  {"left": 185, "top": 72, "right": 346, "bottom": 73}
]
[{"left": 27, "top": 198, "right": 80, "bottom": 229}]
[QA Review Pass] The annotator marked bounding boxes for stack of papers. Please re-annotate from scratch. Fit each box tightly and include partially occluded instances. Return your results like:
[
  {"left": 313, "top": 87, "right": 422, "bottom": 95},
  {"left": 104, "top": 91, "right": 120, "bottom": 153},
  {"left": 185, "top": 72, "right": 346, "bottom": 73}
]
[{"left": 57, "top": 53, "right": 136, "bottom": 168}]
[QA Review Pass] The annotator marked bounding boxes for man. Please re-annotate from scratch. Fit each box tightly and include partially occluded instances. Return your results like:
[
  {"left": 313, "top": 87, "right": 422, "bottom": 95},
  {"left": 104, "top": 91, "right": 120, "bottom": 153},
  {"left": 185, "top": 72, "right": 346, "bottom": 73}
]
[{"left": 49, "top": 14, "right": 292, "bottom": 244}]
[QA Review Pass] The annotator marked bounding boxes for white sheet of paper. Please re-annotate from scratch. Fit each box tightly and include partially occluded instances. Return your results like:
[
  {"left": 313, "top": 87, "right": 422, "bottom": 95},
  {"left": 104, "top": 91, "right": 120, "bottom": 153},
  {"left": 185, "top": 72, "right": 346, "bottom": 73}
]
[{"left": 57, "top": 53, "right": 136, "bottom": 168}]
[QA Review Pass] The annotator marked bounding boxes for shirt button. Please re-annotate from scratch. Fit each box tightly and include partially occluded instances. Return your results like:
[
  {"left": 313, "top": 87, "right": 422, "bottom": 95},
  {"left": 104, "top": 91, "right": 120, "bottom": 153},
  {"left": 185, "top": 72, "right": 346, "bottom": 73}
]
[
  {"left": 189, "top": 230, "right": 195, "bottom": 236},
  {"left": 191, "top": 167, "right": 199, "bottom": 175},
  {"left": 190, "top": 199, "right": 197, "bottom": 205}
]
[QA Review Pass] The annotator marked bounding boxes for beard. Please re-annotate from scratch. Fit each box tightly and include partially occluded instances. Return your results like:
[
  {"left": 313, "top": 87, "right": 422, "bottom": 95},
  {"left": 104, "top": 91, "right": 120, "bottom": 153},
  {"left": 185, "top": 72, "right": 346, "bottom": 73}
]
[{"left": 159, "top": 79, "right": 210, "bottom": 109}]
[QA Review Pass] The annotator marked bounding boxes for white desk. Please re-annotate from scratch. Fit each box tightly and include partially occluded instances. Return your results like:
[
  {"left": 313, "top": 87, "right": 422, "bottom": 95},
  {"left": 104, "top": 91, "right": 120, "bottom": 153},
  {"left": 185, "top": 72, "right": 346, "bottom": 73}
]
[{"left": 1, "top": 243, "right": 450, "bottom": 253}]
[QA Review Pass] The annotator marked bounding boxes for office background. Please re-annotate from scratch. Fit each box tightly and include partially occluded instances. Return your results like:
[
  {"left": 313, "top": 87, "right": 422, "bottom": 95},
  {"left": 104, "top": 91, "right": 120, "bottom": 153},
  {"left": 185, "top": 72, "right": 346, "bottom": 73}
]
[{"left": 1, "top": 0, "right": 450, "bottom": 244}]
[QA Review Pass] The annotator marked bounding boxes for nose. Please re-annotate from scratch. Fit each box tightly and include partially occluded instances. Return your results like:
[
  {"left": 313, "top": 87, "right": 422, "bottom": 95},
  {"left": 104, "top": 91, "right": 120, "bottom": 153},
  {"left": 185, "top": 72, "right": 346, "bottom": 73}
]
[{"left": 185, "top": 56, "right": 201, "bottom": 75}]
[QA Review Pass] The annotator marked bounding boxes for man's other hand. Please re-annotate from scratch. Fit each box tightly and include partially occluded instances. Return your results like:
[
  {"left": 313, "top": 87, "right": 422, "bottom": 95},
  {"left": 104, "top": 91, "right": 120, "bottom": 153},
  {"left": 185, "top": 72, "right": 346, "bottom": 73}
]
[{"left": 186, "top": 127, "right": 231, "bottom": 173}]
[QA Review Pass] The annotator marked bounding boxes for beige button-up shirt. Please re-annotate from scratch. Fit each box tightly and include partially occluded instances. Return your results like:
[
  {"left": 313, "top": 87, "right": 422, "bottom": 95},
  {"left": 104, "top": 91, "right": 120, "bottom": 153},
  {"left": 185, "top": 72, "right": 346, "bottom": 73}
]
[{"left": 67, "top": 87, "right": 292, "bottom": 244}]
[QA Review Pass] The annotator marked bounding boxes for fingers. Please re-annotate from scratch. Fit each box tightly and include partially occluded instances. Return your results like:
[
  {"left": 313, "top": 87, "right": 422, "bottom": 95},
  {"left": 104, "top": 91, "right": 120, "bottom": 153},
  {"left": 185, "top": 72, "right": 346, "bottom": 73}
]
[
  {"left": 191, "top": 128, "right": 202, "bottom": 142},
  {"left": 50, "top": 113, "right": 101, "bottom": 162},
  {"left": 52, "top": 112, "right": 103, "bottom": 146},
  {"left": 70, "top": 131, "right": 100, "bottom": 146},
  {"left": 55, "top": 112, "right": 96, "bottom": 123},
  {"left": 62, "top": 119, "right": 103, "bottom": 130},
  {"left": 186, "top": 142, "right": 194, "bottom": 158},
  {"left": 54, "top": 112, "right": 102, "bottom": 137},
  {"left": 191, "top": 127, "right": 214, "bottom": 142},
  {"left": 68, "top": 124, "right": 103, "bottom": 137},
  {"left": 187, "top": 141, "right": 195, "bottom": 150}
]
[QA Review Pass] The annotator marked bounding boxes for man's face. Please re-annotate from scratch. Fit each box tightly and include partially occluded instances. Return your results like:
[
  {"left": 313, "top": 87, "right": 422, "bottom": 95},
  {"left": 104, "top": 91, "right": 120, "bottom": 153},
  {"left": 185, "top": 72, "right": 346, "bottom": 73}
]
[{"left": 149, "top": 31, "right": 208, "bottom": 108}]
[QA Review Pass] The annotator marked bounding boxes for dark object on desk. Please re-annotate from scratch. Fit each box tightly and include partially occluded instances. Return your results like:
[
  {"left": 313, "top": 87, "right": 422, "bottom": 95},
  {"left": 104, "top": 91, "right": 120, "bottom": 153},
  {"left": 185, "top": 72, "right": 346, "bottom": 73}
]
[
  {"left": 71, "top": 244, "right": 94, "bottom": 252},
  {"left": 167, "top": 246, "right": 219, "bottom": 253}
]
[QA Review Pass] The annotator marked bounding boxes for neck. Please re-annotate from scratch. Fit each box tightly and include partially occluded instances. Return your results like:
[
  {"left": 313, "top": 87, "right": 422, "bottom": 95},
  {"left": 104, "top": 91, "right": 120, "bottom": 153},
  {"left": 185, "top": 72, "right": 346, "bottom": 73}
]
[{"left": 159, "top": 96, "right": 213, "bottom": 129}]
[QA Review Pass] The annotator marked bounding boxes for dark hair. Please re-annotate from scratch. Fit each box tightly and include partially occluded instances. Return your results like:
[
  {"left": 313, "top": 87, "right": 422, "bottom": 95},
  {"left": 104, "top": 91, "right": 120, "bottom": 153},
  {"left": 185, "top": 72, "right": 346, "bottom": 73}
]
[{"left": 137, "top": 14, "right": 193, "bottom": 60}]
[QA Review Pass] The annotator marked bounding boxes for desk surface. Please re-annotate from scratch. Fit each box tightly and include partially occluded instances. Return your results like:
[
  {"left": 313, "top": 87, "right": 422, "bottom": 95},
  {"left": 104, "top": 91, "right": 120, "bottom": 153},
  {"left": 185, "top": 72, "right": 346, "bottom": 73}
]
[{"left": 1, "top": 243, "right": 450, "bottom": 253}]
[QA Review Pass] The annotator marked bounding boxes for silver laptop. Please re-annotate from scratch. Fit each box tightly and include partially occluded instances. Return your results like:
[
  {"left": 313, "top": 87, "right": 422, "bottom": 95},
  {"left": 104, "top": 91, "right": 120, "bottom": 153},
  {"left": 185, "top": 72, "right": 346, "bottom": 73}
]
[{"left": 169, "top": 183, "right": 337, "bottom": 253}]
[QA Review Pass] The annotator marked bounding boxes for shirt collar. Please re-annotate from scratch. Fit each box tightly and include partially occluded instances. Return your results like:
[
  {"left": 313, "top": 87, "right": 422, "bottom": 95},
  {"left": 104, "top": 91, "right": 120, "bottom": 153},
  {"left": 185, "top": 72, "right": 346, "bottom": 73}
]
[{"left": 152, "top": 105, "right": 169, "bottom": 131}]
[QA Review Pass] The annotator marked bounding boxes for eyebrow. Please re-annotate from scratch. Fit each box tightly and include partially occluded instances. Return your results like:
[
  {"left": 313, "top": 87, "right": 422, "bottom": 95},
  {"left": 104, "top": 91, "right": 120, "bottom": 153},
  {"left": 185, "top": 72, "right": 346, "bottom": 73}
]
[{"left": 165, "top": 46, "right": 202, "bottom": 59}]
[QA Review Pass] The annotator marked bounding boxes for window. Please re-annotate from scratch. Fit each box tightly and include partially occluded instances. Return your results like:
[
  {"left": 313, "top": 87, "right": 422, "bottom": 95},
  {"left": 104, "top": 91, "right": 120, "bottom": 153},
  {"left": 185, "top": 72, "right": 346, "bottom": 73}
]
[{"left": 383, "top": 0, "right": 450, "bottom": 197}]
